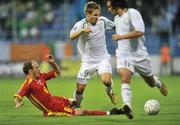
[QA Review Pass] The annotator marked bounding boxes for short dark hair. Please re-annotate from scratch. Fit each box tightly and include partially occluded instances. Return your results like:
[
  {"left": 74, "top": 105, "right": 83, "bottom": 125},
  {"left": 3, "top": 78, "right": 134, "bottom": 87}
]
[
  {"left": 23, "top": 61, "right": 33, "bottom": 75},
  {"left": 84, "top": 1, "right": 100, "bottom": 14},
  {"left": 109, "top": 0, "right": 128, "bottom": 9}
]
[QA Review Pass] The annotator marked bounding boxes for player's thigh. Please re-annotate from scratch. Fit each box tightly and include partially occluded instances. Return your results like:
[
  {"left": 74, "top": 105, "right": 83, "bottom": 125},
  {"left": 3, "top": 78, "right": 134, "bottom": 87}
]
[
  {"left": 100, "top": 73, "right": 112, "bottom": 84},
  {"left": 98, "top": 59, "right": 113, "bottom": 83},
  {"left": 77, "top": 62, "right": 96, "bottom": 84},
  {"left": 118, "top": 68, "right": 133, "bottom": 83}
]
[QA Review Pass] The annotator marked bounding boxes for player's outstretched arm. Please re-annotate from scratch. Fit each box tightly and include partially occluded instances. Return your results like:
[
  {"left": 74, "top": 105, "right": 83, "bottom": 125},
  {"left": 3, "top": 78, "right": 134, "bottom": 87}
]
[
  {"left": 14, "top": 97, "right": 24, "bottom": 109},
  {"left": 46, "top": 55, "right": 60, "bottom": 76},
  {"left": 70, "top": 28, "right": 92, "bottom": 40}
]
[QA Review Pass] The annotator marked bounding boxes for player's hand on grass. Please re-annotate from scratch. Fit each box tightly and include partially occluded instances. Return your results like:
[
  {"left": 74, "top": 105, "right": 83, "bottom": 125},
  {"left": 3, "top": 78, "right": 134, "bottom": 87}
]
[{"left": 14, "top": 102, "right": 24, "bottom": 109}]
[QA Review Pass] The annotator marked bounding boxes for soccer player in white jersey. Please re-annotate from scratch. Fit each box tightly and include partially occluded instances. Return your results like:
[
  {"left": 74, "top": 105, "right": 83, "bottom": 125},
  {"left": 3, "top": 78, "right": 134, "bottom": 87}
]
[
  {"left": 106, "top": 0, "right": 168, "bottom": 119},
  {"left": 70, "top": 1, "right": 117, "bottom": 108}
]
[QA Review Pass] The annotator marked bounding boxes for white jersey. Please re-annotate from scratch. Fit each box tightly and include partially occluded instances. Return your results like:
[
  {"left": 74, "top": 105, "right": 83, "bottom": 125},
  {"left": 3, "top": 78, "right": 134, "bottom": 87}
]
[
  {"left": 114, "top": 8, "right": 149, "bottom": 61},
  {"left": 71, "top": 16, "right": 115, "bottom": 62}
]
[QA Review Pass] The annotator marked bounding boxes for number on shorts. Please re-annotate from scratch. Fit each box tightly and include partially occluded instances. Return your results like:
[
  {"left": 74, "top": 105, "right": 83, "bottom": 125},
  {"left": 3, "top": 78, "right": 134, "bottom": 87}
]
[
  {"left": 84, "top": 70, "right": 89, "bottom": 77},
  {"left": 125, "top": 61, "right": 130, "bottom": 67},
  {"left": 64, "top": 107, "right": 72, "bottom": 113}
]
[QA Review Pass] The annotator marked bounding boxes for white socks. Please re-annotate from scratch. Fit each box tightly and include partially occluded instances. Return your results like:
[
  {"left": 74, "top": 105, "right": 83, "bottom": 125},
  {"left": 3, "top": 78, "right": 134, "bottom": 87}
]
[
  {"left": 106, "top": 111, "right": 110, "bottom": 115},
  {"left": 121, "top": 83, "right": 132, "bottom": 108},
  {"left": 153, "top": 76, "right": 162, "bottom": 88}
]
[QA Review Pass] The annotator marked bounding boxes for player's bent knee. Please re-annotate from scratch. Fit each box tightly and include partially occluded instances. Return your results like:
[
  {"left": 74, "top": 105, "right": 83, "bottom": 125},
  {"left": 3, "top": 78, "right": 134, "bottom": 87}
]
[
  {"left": 102, "top": 79, "right": 111, "bottom": 86},
  {"left": 121, "top": 76, "right": 131, "bottom": 83}
]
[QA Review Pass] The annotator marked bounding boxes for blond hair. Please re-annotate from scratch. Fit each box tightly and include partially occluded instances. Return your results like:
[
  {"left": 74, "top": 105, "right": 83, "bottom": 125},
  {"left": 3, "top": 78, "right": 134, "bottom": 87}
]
[{"left": 84, "top": 1, "right": 100, "bottom": 14}]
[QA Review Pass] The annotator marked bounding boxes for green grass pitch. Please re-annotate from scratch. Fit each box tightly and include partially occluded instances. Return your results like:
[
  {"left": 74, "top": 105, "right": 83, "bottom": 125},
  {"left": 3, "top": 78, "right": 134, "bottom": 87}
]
[{"left": 0, "top": 76, "right": 180, "bottom": 125}]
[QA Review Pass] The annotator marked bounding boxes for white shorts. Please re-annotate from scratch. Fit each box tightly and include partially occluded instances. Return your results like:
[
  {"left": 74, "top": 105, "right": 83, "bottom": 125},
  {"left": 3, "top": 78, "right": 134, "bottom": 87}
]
[
  {"left": 77, "top": 58, "right": 112, "bottom": 84},
  {"left": 116, "top": 57, "right": 153, "bottom": 76}
]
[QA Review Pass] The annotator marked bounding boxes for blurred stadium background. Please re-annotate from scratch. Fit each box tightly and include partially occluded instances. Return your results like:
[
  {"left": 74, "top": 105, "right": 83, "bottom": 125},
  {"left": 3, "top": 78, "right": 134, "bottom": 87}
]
[{"left": 0, "top": 0, "right": 180, "bottom": 77}]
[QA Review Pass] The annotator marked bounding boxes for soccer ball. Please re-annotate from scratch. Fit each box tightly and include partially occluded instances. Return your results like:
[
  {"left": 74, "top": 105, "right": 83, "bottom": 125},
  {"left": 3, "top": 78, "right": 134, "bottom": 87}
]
[{"left": 144, "top": 99, "right": 160, "bottom": 115}]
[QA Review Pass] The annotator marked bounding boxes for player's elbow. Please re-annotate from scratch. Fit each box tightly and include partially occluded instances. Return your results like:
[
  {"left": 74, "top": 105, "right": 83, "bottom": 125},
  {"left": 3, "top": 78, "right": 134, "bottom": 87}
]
[
  {"left": 70, "top": 32, "right": 80, "bottom": 40},
  {"left": 58, "top": 71, "right": 61, "bottom": 76},
  {"left": 56, "top": 70, "right": 61, "bottom": 76},
  {"left": 70, "top": 34, "right": 75, "bottom": 40},
  {"left": 53, "top": 68, "right": 61, "bottom": 77},
  {"left": 136, "top": 31, "right": 144, "bottom": 36}
]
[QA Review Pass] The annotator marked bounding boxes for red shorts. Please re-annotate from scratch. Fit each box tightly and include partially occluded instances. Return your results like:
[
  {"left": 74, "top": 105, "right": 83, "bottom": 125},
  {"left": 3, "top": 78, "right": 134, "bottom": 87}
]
[{"left": 44, "top": 96, "right": 75, "bottom": 116}]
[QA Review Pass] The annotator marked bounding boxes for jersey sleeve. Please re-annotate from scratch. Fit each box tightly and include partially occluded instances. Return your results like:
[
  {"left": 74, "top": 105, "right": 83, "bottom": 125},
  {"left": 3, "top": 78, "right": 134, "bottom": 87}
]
[
  {"left": 41, "top": 71, "right": 57, "bottom": 81},
  {"left": 70, "top": 21, "right": 83, "bottom": 34},
  {"left": 100, "top": 16, "right": 115, "bottom": 30},
  {"left": 14, "top": 78, "right": 32, "bottom": 99},
  {"left": 129, "top": 9, "right": 145, "bottom": 32}
]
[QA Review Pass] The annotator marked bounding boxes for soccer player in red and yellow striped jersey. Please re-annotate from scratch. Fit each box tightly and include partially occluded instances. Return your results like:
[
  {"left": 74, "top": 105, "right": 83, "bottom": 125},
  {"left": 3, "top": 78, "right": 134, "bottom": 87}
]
[{"left": 14, "top": 55, "right": 124, "bottom": 116}]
